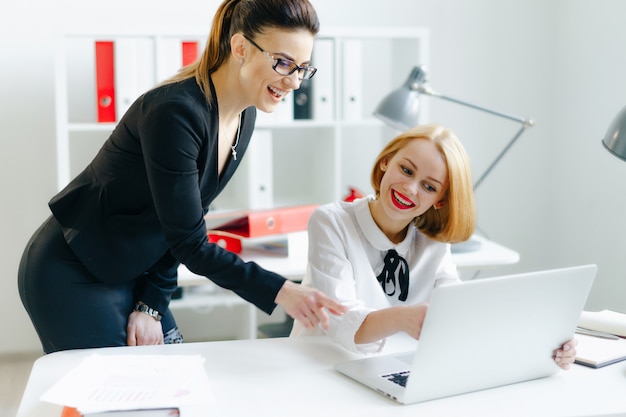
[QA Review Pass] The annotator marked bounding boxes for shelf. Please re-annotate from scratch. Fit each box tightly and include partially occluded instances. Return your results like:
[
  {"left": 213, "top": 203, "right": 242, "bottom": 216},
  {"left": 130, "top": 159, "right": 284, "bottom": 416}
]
[
  {"left": 170, "top": 288, "right": 248, "bottom": 310},
  {"left": 255, "top": 119, "right": 336, "bottom": 129},
  {"left": 66, "top": 123, "right": 116, "bottom": 132},
  {"left": 55, "top": 28, "right": 429, "bottom": 202}
]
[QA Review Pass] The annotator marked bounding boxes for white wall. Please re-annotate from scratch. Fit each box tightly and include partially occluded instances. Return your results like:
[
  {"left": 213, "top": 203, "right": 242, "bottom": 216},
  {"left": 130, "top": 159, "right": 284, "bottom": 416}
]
[
  {"left": 1, "top": 0, "right": 624, "bottom": 354},
  {"left": 550, "top": 1, "right": 626, "bottom": 311},
  {"left": 1, "top": 2, "right": 59, "bottom": 352}
]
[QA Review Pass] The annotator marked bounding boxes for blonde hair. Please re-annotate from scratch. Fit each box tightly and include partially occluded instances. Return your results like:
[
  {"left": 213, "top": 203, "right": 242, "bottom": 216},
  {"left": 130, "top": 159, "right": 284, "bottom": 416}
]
[
  {"left": 160, "top": 0, "right": 320, "bottom": 106},
  {"left": 370, "top": 124, "right": 476, "bottom": 243}
]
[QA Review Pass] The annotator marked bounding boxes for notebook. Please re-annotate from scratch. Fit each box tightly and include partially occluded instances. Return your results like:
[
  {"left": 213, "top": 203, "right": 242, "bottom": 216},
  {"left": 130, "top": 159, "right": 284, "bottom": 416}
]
[
  {"left": 334, "top": 264, "right": 597, "bottom": 404},
  {"left": 574, "top": 333, "right": 626, "bottom": 368}
]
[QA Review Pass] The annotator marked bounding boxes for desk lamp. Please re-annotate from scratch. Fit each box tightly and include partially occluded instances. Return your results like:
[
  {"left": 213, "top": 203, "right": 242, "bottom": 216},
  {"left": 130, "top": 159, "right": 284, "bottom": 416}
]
[
  {"left": 374, "top": 65, "right": 534, "bottom": 252},
  {"left": 602, "top": 104, "right": 626, "bottom": 161}
]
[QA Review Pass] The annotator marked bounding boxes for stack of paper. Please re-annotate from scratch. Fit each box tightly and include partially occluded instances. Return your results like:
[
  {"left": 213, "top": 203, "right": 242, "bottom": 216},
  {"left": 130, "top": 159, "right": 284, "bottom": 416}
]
[
  {"left": 61, "top": 407, "right": 179, "bottom": 416},
  {"left": 578, "top": 309, "right": 626, "bottom": 336},
  {"left": 42, "top": 354, "right": 213, "bottom": 415}
]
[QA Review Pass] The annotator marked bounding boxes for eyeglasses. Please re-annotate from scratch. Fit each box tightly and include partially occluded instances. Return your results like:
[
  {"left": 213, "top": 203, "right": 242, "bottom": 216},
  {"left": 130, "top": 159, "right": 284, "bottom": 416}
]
[{"left": 243, "top": 34, "right": 317, "bottom": 80}]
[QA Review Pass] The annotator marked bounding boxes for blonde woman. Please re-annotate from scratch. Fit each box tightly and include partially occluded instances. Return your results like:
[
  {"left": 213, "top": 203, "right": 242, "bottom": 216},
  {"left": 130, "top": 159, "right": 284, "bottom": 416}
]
[{"left": 292, "top": 124, "right": 576, "bottom": 369}]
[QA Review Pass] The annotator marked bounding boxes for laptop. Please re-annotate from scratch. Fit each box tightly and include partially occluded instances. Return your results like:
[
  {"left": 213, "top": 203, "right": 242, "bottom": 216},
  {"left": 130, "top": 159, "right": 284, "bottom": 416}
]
[{"left": 334, "top": 264, "right": 597, "bottom": 404}]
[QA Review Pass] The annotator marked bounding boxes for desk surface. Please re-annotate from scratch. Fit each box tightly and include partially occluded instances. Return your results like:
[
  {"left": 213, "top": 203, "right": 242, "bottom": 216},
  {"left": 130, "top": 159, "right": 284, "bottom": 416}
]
[
  {"left": 178, "top": 233, "right": 520, "bottom": 286},
  {"left": 17, "top": 335, "right": 626, "bottom": 417}
]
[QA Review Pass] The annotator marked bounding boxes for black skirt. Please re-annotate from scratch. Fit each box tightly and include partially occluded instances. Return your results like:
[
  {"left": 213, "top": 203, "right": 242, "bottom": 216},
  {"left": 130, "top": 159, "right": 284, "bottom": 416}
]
[{"left": 18, "top": 215, "right": 179, "bottom": 353}]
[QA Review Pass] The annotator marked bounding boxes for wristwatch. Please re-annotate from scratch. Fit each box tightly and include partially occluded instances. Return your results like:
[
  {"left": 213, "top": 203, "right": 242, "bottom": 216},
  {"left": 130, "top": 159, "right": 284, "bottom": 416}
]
[{"left": 134, "top": 302, "right": 162, "bottom": 321}]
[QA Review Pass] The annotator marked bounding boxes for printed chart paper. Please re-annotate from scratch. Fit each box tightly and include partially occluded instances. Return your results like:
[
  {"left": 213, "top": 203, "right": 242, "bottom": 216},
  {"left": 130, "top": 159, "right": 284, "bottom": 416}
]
[{"left": 41, "top": 354, "right": 213, "bottom": 413}]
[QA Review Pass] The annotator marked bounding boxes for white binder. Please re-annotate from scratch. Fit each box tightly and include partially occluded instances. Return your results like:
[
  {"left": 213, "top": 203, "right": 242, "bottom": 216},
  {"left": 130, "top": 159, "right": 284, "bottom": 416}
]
[
  {"left": 341, "top": 39, "right": 363, "bottom": 121},
  {"left": 215, "top": 129, "right": 274, "bottom": 210},
  {"left": 114, "top": 37, "right": 155, "bottom": 121},
  {"left": 256, "top": 95, "right": 294, "bottom": 125},
  {"left": 311, "top": 38, "right": 335, "bottom": 122}
]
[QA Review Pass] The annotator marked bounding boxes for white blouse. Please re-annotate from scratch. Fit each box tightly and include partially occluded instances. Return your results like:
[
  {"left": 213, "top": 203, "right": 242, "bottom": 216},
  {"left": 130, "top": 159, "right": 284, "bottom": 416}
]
[{"left": 290, "top": 196, "right": 460, "bottom": 353}]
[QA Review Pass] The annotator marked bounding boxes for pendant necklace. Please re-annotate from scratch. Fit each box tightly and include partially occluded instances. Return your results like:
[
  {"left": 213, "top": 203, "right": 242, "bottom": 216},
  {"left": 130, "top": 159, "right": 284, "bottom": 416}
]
[{"left": 231, "top": 112, "right": 241, "bottom": 160}]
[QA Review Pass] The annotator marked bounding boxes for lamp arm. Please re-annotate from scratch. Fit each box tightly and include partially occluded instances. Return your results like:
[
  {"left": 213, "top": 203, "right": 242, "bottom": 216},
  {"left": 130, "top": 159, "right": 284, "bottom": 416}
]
[
  {"left": 417, "top": 86, "right": 533, "bottom": 126},
  {"left": 416, "top": 85, "right": 534, "bottom": 190},
  {"left": 472, "top": 124, "right": 528, "bottom": 190}
]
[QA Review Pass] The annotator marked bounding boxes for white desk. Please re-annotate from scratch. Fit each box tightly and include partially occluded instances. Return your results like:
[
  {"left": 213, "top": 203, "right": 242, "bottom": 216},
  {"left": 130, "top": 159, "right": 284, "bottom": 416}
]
[
  {"left": 16, "top": 335, "right": 626, "bottom": 417},
  {"left": 451, "top": 234, "right": 520, "bottom": 269}
]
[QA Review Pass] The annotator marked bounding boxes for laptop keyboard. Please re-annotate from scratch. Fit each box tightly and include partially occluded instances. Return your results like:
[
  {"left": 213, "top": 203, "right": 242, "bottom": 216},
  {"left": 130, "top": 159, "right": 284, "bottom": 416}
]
[{"left": 382, "top": 370, "right": 410, "bottom": 387}]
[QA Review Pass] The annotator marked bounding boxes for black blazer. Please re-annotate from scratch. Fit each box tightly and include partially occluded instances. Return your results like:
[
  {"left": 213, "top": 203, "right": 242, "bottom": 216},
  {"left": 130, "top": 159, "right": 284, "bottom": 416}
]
[{"left": 49, "top": 78, "right": 286, "bottom": 315}]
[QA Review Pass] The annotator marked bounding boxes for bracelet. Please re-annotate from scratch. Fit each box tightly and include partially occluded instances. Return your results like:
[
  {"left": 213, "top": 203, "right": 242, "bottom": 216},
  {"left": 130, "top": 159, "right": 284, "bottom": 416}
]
[{"left": 134, "top": 302, "right": 163, "bottom": 321}]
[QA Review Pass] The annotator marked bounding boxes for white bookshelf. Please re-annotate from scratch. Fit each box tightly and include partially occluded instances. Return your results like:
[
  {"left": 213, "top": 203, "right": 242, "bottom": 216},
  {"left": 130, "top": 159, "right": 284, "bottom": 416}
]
[{"left": 54, "top": 27, "right": 430, "bottom": 340}]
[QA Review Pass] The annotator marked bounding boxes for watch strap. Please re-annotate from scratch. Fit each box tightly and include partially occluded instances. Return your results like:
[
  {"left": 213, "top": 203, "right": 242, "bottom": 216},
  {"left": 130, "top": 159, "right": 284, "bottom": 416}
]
[{"left": 134, "top": 302, "right": 163, "bottom": 321}]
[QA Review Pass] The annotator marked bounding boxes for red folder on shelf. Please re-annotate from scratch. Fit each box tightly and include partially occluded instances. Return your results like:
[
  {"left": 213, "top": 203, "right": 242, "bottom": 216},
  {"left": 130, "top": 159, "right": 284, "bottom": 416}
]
[
  {"left": 207, "top": 205, "right": 318, "bottom": 253},
  {"left": 181, "top": 41, "right": 199, "bottom": 67},
  {"left": 95, "top": 41, "right": 116, "bottom": 123}
]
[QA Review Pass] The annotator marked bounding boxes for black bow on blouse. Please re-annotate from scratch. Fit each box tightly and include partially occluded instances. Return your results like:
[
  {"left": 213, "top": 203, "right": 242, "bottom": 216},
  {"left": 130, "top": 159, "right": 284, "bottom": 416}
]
[{"left": 376, "top": 249, "right": 409, "bottom": 301}]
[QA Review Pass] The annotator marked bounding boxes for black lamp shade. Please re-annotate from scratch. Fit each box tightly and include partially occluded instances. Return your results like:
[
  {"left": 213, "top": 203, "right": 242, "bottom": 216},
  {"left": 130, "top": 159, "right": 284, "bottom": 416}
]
[{"left": 602, "top": 104, "right": 626, "bottom": 162}]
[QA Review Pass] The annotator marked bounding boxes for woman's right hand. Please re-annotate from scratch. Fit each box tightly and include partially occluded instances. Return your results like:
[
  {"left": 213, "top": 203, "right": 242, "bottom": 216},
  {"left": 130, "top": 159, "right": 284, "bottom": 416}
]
[
  {"left": 355, "top": 303, "right": 429, "bottom": 344},
  {"left": 275, "top": 280, "right": 347, "bottom": 331},
  {"left": 400, "top": 303, "right": 429, "bottom": 340}
]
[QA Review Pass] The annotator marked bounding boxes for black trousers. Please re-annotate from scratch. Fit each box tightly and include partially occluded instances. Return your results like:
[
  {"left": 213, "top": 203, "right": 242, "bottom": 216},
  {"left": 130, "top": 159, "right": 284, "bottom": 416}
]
[{"left": 18, "top": 215, "right": 178, "bottom": 353}]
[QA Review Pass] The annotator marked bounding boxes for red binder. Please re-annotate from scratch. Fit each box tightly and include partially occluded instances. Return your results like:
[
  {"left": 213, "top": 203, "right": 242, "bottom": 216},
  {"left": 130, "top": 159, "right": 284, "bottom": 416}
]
[
  {"left": 95, "top": 41, "right": 116, "bottom": 123},
  {"left": 181, "top": 41, "right": 199, "bottom": 67},
  {"left": 207, "top": 205, "right": 318, "bottom": 253}
]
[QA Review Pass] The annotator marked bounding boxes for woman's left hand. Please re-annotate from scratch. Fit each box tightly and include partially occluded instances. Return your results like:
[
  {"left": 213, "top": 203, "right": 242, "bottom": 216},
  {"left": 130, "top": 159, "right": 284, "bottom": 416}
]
[
  {"left": 553, "top": 337, "right": 578, "bottom": 370},
  {"left": 127, "top": 311, "right": 164, "bottom": 346},
  {"left": 275, "top": 280, "right": 348, "bottom": 331}
]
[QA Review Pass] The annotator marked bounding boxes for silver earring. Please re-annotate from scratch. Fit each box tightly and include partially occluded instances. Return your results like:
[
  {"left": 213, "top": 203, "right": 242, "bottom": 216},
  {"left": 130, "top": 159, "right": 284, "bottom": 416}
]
[{"left": 239, "top": 58, "right": 243, "bottom": 65}]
